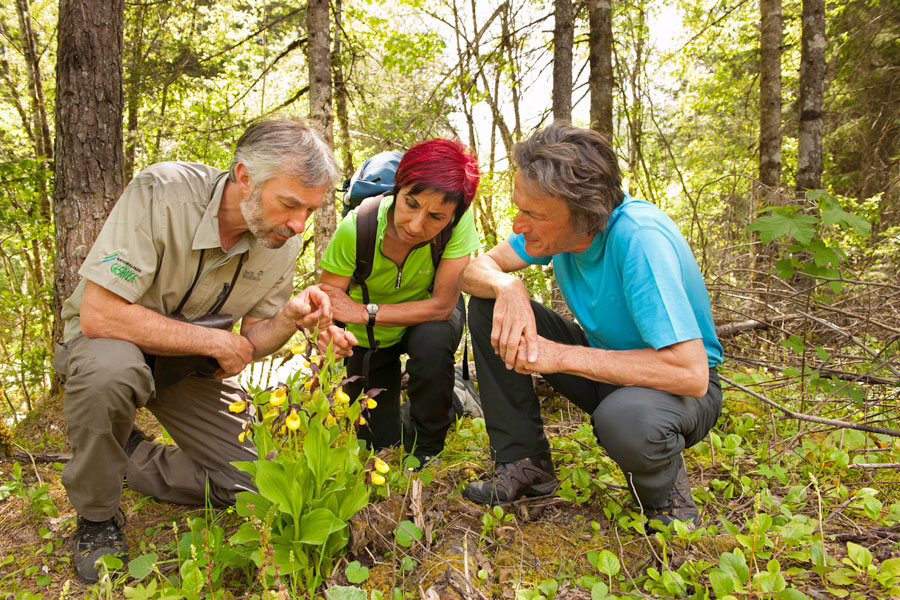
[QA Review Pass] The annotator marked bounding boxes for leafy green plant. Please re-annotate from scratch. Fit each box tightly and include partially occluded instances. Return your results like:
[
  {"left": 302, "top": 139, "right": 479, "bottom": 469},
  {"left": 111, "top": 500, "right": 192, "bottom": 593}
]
[
  {"left": 0, "top": 461, "right": 58, "bottom": 520},
  {"left": 227, "top": 339, "right": 382, "bottom": 596}
]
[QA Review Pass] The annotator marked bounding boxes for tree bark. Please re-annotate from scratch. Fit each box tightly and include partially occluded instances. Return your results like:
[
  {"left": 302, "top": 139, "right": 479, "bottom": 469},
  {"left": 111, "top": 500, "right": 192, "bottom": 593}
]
[
  {"left": 797, "top": 0, "right": 825, "bottom": 193},
  {"left": 759, "top": 0, "right": 782, "bottom": 199},
  {"left": 53, "top": 0, "right": 125, "bottom": 342},
  {"left": 307, "top": 0, "right": 335, "bottom": 266},
  {"left": 332, "top": 0, "right": 354, "bottom": 179},
  {"left": 552, "top": 0, "right": 574, "bottom": 122},
  {"left": 588, "top": 0, "right": 613, "bottom": 139}
]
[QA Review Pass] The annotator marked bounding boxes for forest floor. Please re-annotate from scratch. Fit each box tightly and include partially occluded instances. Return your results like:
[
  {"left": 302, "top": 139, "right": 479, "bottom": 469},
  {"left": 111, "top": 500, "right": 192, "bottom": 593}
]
[{"left": 2, "top": 364, "right": 900, "bottom": 599}]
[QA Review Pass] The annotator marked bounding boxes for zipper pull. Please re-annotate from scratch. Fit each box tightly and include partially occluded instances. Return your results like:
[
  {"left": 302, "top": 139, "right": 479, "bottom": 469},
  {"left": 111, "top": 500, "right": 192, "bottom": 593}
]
[{"left": 395, "top": 269, "right": 402, "bottom": 289}]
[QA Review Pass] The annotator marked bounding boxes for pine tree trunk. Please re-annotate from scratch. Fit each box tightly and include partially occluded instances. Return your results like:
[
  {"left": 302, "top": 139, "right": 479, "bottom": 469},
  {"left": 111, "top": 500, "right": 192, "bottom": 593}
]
[
  {"left": 589, "top": 0, "right": 614, "bottom": 139},
  {"left": 307, "top": 0, "right": 335, "bottom": 267},
  {"left": 552, "top": 0, "right": 574, "bottom": 122},
  {"left": 332, "top": 0, "right": 353, "bottom": 179},
  {"left": 53, "top": 0, "right": 125, "bottom": 343},
  {"left": 797, "top": 0, "right": 825, "bottom": 193},
  {"left": 759, "top": 0, "right": 782, "bottom": 197}
]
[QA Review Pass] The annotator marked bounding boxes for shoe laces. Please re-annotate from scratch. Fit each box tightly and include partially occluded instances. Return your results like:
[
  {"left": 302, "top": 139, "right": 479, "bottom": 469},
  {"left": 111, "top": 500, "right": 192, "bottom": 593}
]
[{"left": 76, "top": 513, "right": 125, "bottom": 550}]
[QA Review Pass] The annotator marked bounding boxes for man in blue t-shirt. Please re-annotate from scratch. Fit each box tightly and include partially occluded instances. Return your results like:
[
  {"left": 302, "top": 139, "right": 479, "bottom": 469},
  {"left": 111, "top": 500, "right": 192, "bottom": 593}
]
[{"left": 460, "top": 123, "right": 723, "bottom": 529}]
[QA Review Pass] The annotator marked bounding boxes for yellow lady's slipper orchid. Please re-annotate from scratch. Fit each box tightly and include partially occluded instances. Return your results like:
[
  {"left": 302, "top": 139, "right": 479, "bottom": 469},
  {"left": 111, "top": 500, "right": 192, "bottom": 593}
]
[
  {"left": 358, "top": 416, "right": 366, "bottom": 426},
  {"left": 325, "top": 414, "right": 337, "bottom": 426},
  {"left": 238, "top": 431, "right": 246, "bottom": 443},
  {"left": 370, "top": 472, "right": 386, "bottom": 486},
  {"left": 285, "top": 410, "right": 301, "bottom": 431},
  {"left": 291, "top": 343, "right": 306, "bottom": 355},
  {"left": 270, "top": 387, "right": 287, "bottom": 406},
  {"left": 228, "top": 400, "right": 247, "bottom": 413},
  {"left": 374, "top": 458, "right": 390, "bottom": 474},
  {"left": 303, "top": 379, "right": 314, "bottom": 390},
  {"left": 335, "top": 389, "right": 351, "bottom": 404},
  {"left": 264, "top": 407, "right": 279, "bottom": 420},
  {"left": 366, "top": 398, "right": 378, "bottom": 410}
]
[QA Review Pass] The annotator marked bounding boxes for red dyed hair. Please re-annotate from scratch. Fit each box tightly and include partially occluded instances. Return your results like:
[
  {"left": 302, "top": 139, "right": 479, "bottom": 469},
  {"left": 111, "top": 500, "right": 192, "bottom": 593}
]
[{"left": 393, "top": 139, "right": 480, "bottom": 222}]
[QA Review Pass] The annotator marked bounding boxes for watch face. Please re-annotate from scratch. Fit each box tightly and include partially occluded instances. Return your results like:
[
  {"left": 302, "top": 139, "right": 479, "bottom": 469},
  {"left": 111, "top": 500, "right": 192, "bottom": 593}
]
[{"left": 367, "top": 303, "right": 378, "bottom": 314}]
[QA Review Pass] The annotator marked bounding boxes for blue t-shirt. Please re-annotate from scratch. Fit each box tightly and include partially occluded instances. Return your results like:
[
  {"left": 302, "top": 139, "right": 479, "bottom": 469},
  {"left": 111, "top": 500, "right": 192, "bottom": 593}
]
[{"left": 509, "top": 193, "right": 723, "bottom": 367}]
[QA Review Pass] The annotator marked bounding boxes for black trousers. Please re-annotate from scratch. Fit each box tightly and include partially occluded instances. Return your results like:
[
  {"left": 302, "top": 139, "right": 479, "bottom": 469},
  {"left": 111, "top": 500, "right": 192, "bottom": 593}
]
[
  {"left": 468, "top": 296, "right": 722, "bottom": 508},
  {"left": 344, "top": 296, "right": 465, "bottom": 455}
]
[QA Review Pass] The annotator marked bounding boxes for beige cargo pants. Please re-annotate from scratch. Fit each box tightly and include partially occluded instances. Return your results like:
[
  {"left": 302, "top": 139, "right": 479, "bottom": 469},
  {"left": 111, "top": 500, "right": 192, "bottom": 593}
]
[{"left": 53, "top": 335, "right": 256, "bottom": 521}]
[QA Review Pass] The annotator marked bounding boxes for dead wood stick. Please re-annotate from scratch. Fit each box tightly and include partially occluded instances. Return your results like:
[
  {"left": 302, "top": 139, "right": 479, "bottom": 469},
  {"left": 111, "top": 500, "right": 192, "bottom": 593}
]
[
  {"left": 848, "top": 463, "right": 900, "bottom": 470},
  {"left": 797, "top": 311, "right": 900, "bottom": 379},
  {"left": 715, "top": 313, "right": 803, "bottom": 338},
  {"left": 720, "top": 375, "right": 900, "bottom": 438},
  {"left": 725, "top": 353, "right": 899, "bottom": 386}
]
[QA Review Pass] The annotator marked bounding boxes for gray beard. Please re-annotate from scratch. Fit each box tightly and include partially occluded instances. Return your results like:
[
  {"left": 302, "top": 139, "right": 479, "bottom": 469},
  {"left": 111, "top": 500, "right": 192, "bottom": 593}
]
[{"left": 240, "top": 187, "right": 294, "bottom": 249}]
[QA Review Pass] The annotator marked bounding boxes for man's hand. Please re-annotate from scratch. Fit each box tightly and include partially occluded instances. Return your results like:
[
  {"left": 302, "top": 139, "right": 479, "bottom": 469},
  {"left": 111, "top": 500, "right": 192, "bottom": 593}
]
[
  {"left": 284, "top": 285, "right": 333, "bottom": 330},
  {"left": 317, "top": 325, "right": 358, "bottom": 358},
  {"left": 491, "top": 278, "right": 540, "bottom": 370},
  {"left": 211, "top": 329, "right": 256, "bottom": 377},
  {"left": 319, "top": 283, "right": 366, "bottom": 324},
  {"left": 512, "top": 335, "right": 564, "bottom": 375}
]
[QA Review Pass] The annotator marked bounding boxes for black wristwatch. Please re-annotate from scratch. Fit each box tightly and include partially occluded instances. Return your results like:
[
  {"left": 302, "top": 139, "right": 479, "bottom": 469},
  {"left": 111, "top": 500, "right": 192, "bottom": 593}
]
[{"left": 366, "top": 303, "right": 379, "bottom": 327}]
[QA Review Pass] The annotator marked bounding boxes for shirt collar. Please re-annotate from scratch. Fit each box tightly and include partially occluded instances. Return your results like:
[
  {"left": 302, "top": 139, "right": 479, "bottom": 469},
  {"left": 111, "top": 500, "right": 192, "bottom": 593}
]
[{"left": 192, "top": 172, "right": 255, "bottom": 256}]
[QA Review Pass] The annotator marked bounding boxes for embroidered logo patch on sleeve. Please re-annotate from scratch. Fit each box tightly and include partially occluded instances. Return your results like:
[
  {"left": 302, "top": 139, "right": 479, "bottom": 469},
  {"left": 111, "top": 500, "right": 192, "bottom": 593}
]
[{"left": 103, "top": 251, "right": 142, "bottom": 283}]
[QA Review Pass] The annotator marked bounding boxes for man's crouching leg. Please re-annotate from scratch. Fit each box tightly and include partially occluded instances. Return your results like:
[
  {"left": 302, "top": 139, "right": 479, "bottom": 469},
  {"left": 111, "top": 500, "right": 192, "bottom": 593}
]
[
  {"left": 55, "top": 336, "right": 153, "bottom": 583},
  {"left": 131, "top": 374, "right": 256, "bottom": 507},
  {"left": 592, "top": 374, "right": 721, "bottom": 530}
]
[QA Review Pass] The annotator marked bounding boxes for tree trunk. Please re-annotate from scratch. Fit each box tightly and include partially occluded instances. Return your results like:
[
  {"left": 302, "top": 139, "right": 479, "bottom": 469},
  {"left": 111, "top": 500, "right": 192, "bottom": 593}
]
[
  {"left": 307, "top": 0, "right": 335, "bottom": 266},
  {"left": 755, "top": 0, "right": 783, "bottom": 278},
  {"left": 759, "top": 0, "right": 782, "bottom": 197},
  {"left": 588, "top": 0, "right": 613, "bottom": 139},
  {"left": 124, "top": 2, "right": 146, "bottom": 182},
  {"left": 53, "top": 0, "right": 125, "bottom": 343},
  {"left": 797, "top": 0, "right": 825, "bottom": 193},
  {"left": 332, "top": 0, "right": 354, "bottom": 179},
  {"left": 14, "top": 0, "right": 53, "bottom": 163},
  {"left": 552, "top": 0, "right": 574, "bottom": 122}
]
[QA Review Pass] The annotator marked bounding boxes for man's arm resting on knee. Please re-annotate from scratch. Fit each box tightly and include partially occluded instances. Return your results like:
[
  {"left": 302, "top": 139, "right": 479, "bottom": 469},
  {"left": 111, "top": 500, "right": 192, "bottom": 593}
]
[
  {"left": 459, "top": 241, "right": 541, "bottom": 369},
  {"left": 80, "top": 280, "right": 253, "bottom": 376},
  {"left": 516, "top": 336, "right": 711, "bottom": 398}
]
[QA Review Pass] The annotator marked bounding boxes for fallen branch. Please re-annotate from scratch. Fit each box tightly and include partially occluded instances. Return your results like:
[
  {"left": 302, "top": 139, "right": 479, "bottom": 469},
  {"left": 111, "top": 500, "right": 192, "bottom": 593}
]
[
  {"left": 848, "top": 463, "right": 900, "bottom": 470},
  {"left": 719, "top": 375, "right": 900, "bottom": 438},
  {"left": 715, "top": 313, "right": 803, "bottom": 339}
]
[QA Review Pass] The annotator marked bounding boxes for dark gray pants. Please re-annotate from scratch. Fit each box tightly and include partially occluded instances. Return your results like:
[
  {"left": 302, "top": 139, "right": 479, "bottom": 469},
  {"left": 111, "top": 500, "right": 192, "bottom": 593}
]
[
  {"left": 344, "top": 296, "right": 465, "bottom": 455},
  {"left": 468, "top": 297, "right": 722, "bottom": 508},
  {"left": 53, "top": 335, "right": 256, "bottom": 521}
]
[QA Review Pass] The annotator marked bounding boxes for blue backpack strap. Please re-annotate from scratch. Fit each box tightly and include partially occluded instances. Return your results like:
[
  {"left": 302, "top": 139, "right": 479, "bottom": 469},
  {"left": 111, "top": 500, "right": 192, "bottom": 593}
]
[{"left": 341, "top": 151, "right": 404, "bottom": 217}]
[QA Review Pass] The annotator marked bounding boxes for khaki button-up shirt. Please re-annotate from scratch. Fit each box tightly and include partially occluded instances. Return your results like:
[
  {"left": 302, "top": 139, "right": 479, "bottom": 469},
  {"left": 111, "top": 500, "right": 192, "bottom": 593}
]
[{"left": 61, "top": 161, "right": 299, "bottom": 342}]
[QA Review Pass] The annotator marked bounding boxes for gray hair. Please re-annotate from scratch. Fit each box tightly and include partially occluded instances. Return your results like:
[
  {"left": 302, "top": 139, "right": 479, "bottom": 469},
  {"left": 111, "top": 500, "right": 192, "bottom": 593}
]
[
  {"left": 229, "top": 116, "right": 340, "bottom": 188},
  {"left": 513, "top": 122, "right": 625, "bottom": 236}
]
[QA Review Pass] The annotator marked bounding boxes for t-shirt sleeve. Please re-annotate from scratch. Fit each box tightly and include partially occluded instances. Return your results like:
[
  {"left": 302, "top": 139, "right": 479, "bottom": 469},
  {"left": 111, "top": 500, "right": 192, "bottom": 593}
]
[
  {"left": 620, "top": 227, "right": 702, "bottom": 350},
  {"left": 319, "top": 212, "right": 358, "bottom": 277},
  {"left": 442, "top": 208, "right": 481, "bottom": 259},
  {"left": 508, "top": 233, "right": 552, "bottom": 265},
  {"left": 77, "top": 177, "right": 161, "bottom": 304}
]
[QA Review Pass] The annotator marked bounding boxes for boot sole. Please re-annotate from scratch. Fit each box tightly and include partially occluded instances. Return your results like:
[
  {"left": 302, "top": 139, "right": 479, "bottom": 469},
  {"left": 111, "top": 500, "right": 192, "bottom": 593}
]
[{"left": 463, "top": 479, "right": 558, "bottom": 506}]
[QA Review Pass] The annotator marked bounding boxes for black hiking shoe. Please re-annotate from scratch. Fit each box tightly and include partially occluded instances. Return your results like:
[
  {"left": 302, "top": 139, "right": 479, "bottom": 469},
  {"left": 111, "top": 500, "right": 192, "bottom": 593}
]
[
  {"left": 73, "top": 510, "right": 127, "bottom": 584},
  {"left": 644, "top": 461, "right": 699, "bottom": 532},
  {"left": 463, "top": 452, "right": 557, "bottom": 505},
  {"left": 124, "top": 425, "right": 150, "bottom": 457}
]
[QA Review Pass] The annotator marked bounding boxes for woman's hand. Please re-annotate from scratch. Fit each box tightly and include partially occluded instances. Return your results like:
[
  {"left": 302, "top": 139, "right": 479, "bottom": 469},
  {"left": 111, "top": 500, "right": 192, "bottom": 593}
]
[
  {"left": 319, "top": 282, "right": 367, "bottom": 324},
  {"left": 317, "top": 324, "right": 358, "bottom": 358}
]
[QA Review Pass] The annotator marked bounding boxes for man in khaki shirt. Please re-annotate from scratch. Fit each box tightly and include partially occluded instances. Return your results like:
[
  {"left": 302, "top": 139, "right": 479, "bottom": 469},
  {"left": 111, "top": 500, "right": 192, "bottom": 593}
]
[{"left": 53, "top": 117, "right": 354, "bottom": 584}]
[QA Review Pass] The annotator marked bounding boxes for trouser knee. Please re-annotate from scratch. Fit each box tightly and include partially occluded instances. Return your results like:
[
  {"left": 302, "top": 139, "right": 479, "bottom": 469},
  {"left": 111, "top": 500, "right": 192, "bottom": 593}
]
[
  {"left": 63, "top": 337, "right": 153, "bottom": 432},
  {"left": 467, "top": 296, "right": 494, "bottom": 340},
  {"left": 591, "top": 392, "right": 684, "bottom": 475}
]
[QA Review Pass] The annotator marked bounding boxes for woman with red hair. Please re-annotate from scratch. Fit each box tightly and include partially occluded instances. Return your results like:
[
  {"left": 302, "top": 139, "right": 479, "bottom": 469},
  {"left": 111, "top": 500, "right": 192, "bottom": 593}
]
[{"left": 318, "top": 139, "right": 481, "bottom": 465}]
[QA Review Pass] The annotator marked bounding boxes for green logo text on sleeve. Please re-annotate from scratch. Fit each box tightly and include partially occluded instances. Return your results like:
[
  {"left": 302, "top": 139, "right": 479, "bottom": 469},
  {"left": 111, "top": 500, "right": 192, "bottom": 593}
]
[{"left": 103, "top": 251, "right": 142, "bottom": 283}]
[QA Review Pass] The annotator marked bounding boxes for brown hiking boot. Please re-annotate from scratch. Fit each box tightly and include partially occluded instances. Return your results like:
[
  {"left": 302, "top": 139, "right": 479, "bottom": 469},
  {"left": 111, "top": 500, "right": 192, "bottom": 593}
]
[
  {"left": 463, "top": 452, "right": 558, "bottom": 505},
  {"left": 644, "top": 461, "right": 699, "bottom": 531}
]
